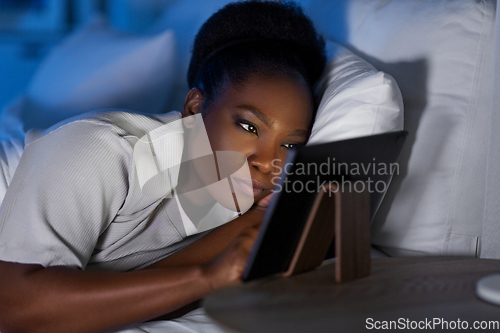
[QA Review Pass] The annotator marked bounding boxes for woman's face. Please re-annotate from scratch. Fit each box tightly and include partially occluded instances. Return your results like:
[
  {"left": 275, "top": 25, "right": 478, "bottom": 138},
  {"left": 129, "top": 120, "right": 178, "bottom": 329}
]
[{"left": 183, "top": 74, "right": 313, "bottom": 204}]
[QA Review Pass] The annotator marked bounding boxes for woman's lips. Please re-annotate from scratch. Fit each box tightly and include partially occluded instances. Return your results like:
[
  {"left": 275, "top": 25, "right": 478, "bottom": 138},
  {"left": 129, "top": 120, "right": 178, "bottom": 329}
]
[{"left": 231, "top": 177, "right": 266, "bottom": 197}]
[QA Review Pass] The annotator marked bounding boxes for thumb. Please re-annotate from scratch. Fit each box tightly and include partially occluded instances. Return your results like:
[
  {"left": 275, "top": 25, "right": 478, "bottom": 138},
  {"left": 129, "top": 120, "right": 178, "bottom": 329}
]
[{"left": 256, "top": 192, "right": 274, "bottom": 208}]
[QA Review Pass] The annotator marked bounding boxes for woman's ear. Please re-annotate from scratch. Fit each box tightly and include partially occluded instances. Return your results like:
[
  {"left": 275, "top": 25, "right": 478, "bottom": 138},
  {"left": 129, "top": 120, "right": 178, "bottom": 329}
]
[{"left": 182, "top": 87, "right": 204, "bottom": 118}]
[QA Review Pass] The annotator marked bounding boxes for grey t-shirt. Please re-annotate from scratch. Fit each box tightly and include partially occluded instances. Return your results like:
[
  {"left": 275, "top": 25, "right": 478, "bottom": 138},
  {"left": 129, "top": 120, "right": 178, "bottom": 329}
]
[{"left": 0, "top": 110, "right": 235, "bottom": 271}]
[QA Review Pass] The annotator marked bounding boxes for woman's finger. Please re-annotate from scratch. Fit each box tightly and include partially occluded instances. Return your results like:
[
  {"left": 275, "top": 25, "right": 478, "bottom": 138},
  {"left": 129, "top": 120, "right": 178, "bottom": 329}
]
[{"left": 256, "top": 192, "right": 274, "bottom": 208}]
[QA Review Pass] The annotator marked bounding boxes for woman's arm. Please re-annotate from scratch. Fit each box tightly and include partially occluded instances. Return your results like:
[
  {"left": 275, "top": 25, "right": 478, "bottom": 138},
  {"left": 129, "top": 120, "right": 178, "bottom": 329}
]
[
  {"left": 0, "top": 119, "right": 268, "bottom": 332},
  {"left": 0, "top": 223, "right": 259, "bottom": 333},
  {"left": 147, "top": 204, "right": 266, "bottom": 269}
]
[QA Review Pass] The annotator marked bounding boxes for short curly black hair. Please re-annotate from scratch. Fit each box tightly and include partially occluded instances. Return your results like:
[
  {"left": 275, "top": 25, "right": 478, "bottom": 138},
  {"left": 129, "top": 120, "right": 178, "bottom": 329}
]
[{"left": 188, "top": 0, "right": 326, "bottom": 109}]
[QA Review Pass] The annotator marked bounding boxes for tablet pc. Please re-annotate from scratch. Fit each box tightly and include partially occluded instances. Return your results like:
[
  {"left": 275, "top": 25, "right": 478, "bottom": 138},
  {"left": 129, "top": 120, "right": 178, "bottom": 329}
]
[{"left": 242, "top": 130, "right": 408, "bottom": 281}]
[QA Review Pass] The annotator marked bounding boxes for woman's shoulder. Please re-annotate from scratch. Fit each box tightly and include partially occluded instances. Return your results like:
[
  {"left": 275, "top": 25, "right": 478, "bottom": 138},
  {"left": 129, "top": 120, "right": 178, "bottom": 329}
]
[{"left": 25, "top": 110, "right": 183, "bottom": 148}]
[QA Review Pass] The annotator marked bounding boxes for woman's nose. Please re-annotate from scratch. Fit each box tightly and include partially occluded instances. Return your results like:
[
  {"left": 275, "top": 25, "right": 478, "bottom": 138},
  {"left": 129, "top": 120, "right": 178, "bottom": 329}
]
[{"left": 248, "top": 145, "right": 280, "bottom": 174}]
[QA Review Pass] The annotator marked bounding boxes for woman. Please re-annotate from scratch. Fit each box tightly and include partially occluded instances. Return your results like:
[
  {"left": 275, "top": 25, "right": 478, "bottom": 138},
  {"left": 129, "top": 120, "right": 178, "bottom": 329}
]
[{"left": 0, "top": 1, "right": 326, "bottom": 332}]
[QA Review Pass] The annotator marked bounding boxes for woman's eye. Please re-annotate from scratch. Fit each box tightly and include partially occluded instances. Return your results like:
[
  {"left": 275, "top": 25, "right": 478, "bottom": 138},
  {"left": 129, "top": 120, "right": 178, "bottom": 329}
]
[
  {"left": 283, "top": 143, "right": 298, "bottom": 149},
  {"left": 239, "top": 122, "right": 258, "bottom": 135}
]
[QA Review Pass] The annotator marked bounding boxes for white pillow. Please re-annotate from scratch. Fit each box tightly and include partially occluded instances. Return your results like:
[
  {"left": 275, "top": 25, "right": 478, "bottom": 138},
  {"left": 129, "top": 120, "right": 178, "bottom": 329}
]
[
  {"left": 24, "top": 16, "right": 177, "bottom": 129},
  {"left": 308, "top": 40, "right": 404, "bottom": 145}
]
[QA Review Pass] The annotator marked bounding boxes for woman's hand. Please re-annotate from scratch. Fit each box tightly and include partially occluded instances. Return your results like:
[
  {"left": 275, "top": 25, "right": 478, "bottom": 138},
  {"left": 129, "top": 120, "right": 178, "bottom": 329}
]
[
  {"left": 201, "top": 224, "right": 259, "bottom": 290},
  {"left": 200, "top": 194, "right": 275, "bottom": 289},
  {"left": 147, "top": 194, "right": 273, "bottom": 270},
  {"left": 256, "top": 192, "right": 274, "bottom": 210}
]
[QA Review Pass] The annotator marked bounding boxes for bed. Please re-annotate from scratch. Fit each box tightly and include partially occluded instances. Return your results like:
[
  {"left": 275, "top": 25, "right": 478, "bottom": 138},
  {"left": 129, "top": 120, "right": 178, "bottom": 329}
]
[{"left": 0, "top": 0, "right": 498, "bottom": 269}]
